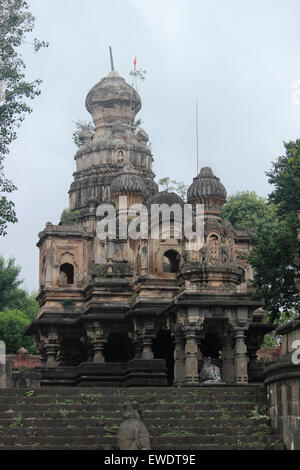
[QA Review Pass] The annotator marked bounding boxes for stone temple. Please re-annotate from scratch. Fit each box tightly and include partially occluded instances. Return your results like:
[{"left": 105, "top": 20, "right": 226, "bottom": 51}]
[{"left": 25, "top": 66, "right": 272, "bottom": 387}]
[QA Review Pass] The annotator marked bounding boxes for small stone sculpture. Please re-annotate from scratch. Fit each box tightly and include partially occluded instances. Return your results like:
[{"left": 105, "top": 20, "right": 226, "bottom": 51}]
[
  {"left": 200, "top": 357, "right": 222, "bottom": 384},
  {"left": 118, "top": 401, "right": 151, "bottom": 450}
]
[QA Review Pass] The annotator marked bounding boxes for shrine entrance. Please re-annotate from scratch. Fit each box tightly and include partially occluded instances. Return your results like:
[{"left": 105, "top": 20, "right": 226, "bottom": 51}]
[
  {"left": 153, "top": 330, "right": 174, "bottom": 385},
  {"left": 104, "top": 333, "right": 134, "bottom": 362}
]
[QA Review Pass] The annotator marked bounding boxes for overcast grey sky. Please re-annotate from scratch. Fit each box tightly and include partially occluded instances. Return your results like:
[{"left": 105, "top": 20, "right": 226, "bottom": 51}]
[{"left": 1, "top": 0, "right": 300, "bottom": 292}]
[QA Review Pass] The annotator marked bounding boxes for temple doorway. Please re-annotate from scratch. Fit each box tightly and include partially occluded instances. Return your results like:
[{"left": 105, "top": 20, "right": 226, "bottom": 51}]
[
  {"left": 104, "top": 333, "right": 134, "bottom": 362},
  {"left": 153, "top": 330, "right": 174, "bottom": 385},
  {"left": 201, "top": 332, "right": 222, "bottom": 359},
  {"left": 200, "top": 331, "right": 222, "bottom": 371}
]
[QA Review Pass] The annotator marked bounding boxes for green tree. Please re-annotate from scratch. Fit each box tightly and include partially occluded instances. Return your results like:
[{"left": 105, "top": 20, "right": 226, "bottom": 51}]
[
  {"left": 0, "top": 255, "right": 38, "bottom": 317},
  {"left": 0, "top": 255, "right": 24, "bottom": 310},
  {"left": 0, "top": 0, "right": 48, "bottom": 235},
  {"left": 60, "top": 208, "right": 81, "bottom": 225},
  {"left": 267, "top": 139, "right": 300, "bottom": 215},
  {"left": 72, "top": 120, "right": 94, "bottom": 148},
  {"left": 221, "top": 142, "right": 300, "bottom": 324},
  {"left": 17, "top": 291, "right": 38, "bottom": 320},
  {"left": 0, "top": 309, "right": 35, "bottom": 353},
  {"left": 248, "top": 212, "right": 299, "bottom": 323},
  {"left": 158, "top": 177, "right": 188, "bottom": 201},
  {"left": 220, "top": 191, "right": 275, "bottom": 232},
  {"left": 248, "top": 140, "right": 300, "bottom": 323}
]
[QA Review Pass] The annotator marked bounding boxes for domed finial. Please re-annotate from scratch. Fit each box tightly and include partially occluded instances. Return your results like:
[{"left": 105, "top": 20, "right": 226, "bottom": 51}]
[
  {"left": 85, "top": 70, "right": 141, "bottom": 133},
  {"left": 187, "top": 166, "right": 227, "bottom": 216}
]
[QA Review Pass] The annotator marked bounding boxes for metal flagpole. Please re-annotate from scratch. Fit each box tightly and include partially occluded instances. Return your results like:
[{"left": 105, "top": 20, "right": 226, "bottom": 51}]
[
  {"left": 109, "top": 46, "right": 114, "bottom": 71},
  {"left": 196, "top": 97, "right": 199, "bottom": 175}
]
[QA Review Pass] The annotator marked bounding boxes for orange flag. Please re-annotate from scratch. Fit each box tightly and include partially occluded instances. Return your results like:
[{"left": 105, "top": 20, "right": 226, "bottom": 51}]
[{"left": 133, "top": 56, "right": 137, "bottom": 73}]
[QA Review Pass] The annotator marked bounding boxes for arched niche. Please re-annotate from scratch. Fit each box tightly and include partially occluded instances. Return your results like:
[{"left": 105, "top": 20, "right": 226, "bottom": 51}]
[
  {"left": 59, "top": 263, "right": 74, "bottom": 285},
  {"left": 163, "top": 249, "right": 180, "bottom": 273}
]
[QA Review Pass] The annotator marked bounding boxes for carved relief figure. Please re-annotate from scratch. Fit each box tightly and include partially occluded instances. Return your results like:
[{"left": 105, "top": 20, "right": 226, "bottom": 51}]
[{"left": 208, "top": 235, "right": 219, "bottom": 264}]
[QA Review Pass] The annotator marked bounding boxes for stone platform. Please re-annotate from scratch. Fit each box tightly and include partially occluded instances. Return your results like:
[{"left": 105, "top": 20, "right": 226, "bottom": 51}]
[{"left": 35, "top": 359, "right": 168, "bottom": 387}]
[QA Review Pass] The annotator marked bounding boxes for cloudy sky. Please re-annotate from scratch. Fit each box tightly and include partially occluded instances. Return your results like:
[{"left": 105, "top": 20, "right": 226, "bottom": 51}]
[{"left": 1, "top": 0, "right": 300, "bottom": 292}]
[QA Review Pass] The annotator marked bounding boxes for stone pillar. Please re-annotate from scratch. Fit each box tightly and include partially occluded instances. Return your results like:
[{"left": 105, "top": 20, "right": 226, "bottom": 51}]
[
  {"left": 140, "top": 240, "right": 148, "bottom": 276},
  {"left": 184, "top": 326, "right": 200, "bottom": 385},
  {"left": 38, "top": 346, "right": 47, "bottom": 367},
  {"left": 173, "top": 331, "right": 185, "bottom": 385},
  {"left": 129, "top": 332, "right": 143, "bottom": 359},
  {"left": 86, "top": 322, "right": 107, "bottom": 363},
  {"left": 134, "top": 319, "right": 156, "bottom": 360},
  {"left": 248, "top": 347, "right": 258, "bottom": 372},
  {"left": 141, "top": 331, "right": 154, "bottom": 360},
  {"left": 107, "top": 240, "right": 114, "bottom": 275},
  {"left": 44, "top": 333, "right": 59, "bottom": 368},
  {"left": 222, "top": 335, "right": 234, "bottom": 384},
  {"left": 234, "top": 329, "right": 248, "bottom": 383},
  {"left": 57, "top": 347, "right": 71, "bottom": 366}
]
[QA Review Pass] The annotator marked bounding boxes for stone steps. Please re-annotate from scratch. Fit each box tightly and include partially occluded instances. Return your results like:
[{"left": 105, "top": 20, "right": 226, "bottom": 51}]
[
  {"left": 0, "top": 424, "right": 274, "bottom": 436},
  {"left": 0, "top": 403, "right": 263, "bottom": 412},
  {"left": 0, "top": 443, "right": 279, "bottom": 450},
  {"left": 0, "top": 386, "right": 284, "bottom": 450},
  {"left": 0, "top": 434, "right": 279, "bottom": 445},
  {"left": 0, "top": 417, "right": 271, "bottom": 427}
]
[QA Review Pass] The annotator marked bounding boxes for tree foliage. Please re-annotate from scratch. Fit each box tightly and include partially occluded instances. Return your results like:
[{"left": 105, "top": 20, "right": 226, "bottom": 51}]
[
  {"left": 220, "top": 191, "right": 275, "bottom": 232},
  {"left": 0, "top": 254, "right": 23, "bottom": 310},
  {"left": 158, "top": 177, "right": 188, "bottom": 201},
  {"left": 0, "top": 0, "right": 48, "bottom": 235},
  {"left": 60, "top": 208, "right": 81, "bottom": 225},
  {"left": 221, "top": 141, "right": 300, "bottom": 323},
  {"left": 72, "top": 120, "right": 94, "bottom": 148},
  {"left": 0, "top": 309, "right": 35, "bottom": 353},
  {"left": 0, "top": 255, "right": 38, "bottom": 352},
  {"left": 267, "top": 139, "right": 300, "bottom": 215},
  {"left": 0, "top": 255, "right": 38, "bottom": 316},
  {"left": 248, "top": 212, "right": 299, "bottom": 323}
]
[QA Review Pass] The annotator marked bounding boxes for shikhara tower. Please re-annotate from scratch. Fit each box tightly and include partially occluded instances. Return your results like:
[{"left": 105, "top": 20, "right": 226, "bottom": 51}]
[{"left": 25, "top": 64, "right": 272, "bottom": 386}]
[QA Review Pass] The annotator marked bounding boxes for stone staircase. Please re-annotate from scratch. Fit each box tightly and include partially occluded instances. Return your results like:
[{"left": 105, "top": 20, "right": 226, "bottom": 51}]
[{"left": 0, "top": 385, "right": 283, "bottom": 450}]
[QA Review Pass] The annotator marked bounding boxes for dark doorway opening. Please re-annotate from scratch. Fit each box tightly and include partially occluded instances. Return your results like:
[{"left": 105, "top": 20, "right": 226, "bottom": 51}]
[
  {"left": 153, "top": 330, "right": 174, "bottom": 385},
  {"left": 104, "top": 333, "right": 134, "bottom": 362},
  {"left": 200, "top": 333, "right": 222, "bottom": 359},
  {"left": 200, "top": 332, "right": 222, "bottom": 370},
  {"left": 163, "top": 250, "right": 180, "bottom": 273},
  {"left": 60, "top": 263, "right": 74, "bottom": 284}
]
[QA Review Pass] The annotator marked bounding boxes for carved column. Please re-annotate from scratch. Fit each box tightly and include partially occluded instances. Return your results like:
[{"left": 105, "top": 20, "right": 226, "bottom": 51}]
[
  {"left": 184, "top": 326, "right": 200, "bottom": 385},
  {"left": 38, "top": 345, "right": 47, "bottom": 367},
  {"left": 222, "top": 334, "right": 235, "bottom": 384},
  {"left": 234, "top": 329, "right": 248, "bottom": 383},
  {"left": 141, "top": 329, "right": 155, "bottom": 359},
  {"left": 173, "top": 329, "right": 185, "bottom": 385},
  {"left": 86, "top": 322, "right": 107, "bottom": 363},
  {"left": 107, "top": 240, "right": 114, "bottom": 275},
  {"left": 134, "top": 318, "right": 156, "bottom": 360},
  {"left": 57, "top": 346, "right": 71, "bottom": 366},
  {"left": 140, "top": 240, "right": 148, "bottom": 276},
  {"left": 34, "top": 332, "right": 47, "bottom": 366},
  {"left": 129, "top": 331, "right": 143, "bottom": 359},
  {"left": 43, "top": 329, "right": 59, "bottom": 367}
]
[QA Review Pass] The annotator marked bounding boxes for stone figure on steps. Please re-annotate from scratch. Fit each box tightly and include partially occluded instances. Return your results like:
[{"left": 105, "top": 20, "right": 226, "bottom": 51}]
[
  {"left": 200, "top": 357, "right": 222, "bottom": 384},
  {"left": 118, "top": 401, "right": 151, "bottom": 450}
]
